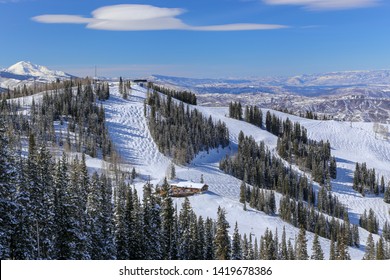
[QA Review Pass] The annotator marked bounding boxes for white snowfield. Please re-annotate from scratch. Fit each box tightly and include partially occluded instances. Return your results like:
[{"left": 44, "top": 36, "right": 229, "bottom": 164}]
[{"left": 102, "top": 84, "right": 390, "bottom": 260}]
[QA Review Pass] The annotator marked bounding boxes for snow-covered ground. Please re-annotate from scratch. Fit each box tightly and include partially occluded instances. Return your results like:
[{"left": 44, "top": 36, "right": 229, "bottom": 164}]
[{"left": 101, "top": 84, "right": 390, "bottom": 259}]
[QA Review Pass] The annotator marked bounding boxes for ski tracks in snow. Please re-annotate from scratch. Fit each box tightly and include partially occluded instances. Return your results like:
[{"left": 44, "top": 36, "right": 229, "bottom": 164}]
[{"left": 103, "top": 86, "right": 170, "bottom": 179}]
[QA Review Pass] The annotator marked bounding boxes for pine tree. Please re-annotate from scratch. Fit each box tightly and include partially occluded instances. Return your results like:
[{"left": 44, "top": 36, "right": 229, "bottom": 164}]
[
  {"left": 363, "top": 233, "right": 376, "bottom": 260},
  {"left": 214, "top": 206, "right": 231, "bottom": 260},
  {"left": 142, "top": 182, "right": 162, "bottom": 259},
  {"left": 0, "top": 117, "right": 18, "bottom": 259},
  {"left": 384, "top": 184, "right": 390, "bottom": 204},
  {"left": 231, "top": 222, "right": 242, "bottom": 260},
  {"left": 87, "top": 172, "right": 103, "bottom": 259},
  {"left": 70, "top": 156, "right": 90, "bottom": 259},
  {"left": 287, "top": 239, "right": 295, "bottom": 260},
  {"left": 380, "top": 176, "right": 385, "bottom": 194},
  {"left": 161, "top": 181, "right": 175, "bottom": 259},
  {"left": 129, "top": 188, "right": 144, "bottom": 259},
  {"left": 330, "top": 156, "right": 337, "bottom": 179},
  {"left": 279, "top": 226, "right": 288, "bottom": 260},
  {"left": 329, "top": 237, "right": 336, "bottom": 260},
  {"left": 204, "top": 217, "right": 215, "bottom": 260},
  {"left": 13, "top": 135, "right": 38, "bottom": 259},
  {"left": 114, "top": 177, "right": 128, "bottom": 259},
  {"left": 178, "top": 197, "right": 193, "bottom": 259},
  {"left": 295, "top": 227, "right": 308, "bottom": 260},
  {"left": 336, "top": 232, "right": 350, "bottom": 260},
  {"left": 188, "top": 212, "right": 201, "bottom": 259},
  {"left": 311, "top": 233, "right": 324, "bottom": 260},
  {"left": 196, "top": 216, "right": 206, "bottom": 259},
  {"left": 239, "top": 181, "right": 246, "bottom": 204},
  {"left": 376, "top": 237, "right": 385, "bottom": 260},
  {"left": 35, "top": 145, "right": 56, "bottom": 259}
]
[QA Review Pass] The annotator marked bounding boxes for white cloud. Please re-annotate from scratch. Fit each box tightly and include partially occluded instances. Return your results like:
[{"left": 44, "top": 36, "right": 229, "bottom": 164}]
[
  {"left": 33, "top": 15, "right": 91, "bottom": 24},
  {"left": 263, "top": 0, "right": 379, "bottom": 10},
  {"left": 32, "top": 4, "right": 288, "bottom": 31}
]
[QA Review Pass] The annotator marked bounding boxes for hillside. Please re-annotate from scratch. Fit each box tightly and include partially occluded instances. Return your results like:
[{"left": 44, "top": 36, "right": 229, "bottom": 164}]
[
  {"left": 102, "top": 83, "right": 390, "bottom": 259},
  {"left": 2, "top": 77, "right": 389, "bottom": 260}
]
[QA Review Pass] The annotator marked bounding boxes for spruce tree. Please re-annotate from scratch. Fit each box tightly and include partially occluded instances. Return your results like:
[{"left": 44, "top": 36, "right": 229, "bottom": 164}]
[
  {"left": 295, "top": 227, "right": 309, "bottom": 260},
  {"left": 0, "top": 117, "right": 18, "bottom": 259},
  {"left": 204, "top": 217, "right": 215, "bottom": 260},
  {"left": 179, "top": 197, "right": 193, "bottom": 259},
  {"left": 363, "top": 233, "right": 376, "bottom": 260},
  {"left": 231, "top": 222, "right": 242, "bottom": 260},
  {"left": 384, "top": 184, "right": 390, "bottom": 204},
  {"left": 376, "top": 237, "right": 385, "bottom": 260},
  {"left": 279, "top": 226, "right": 288, "bottom": 260},
  {"left": 142, "top": 182, "right": 162, "bottom": 260},
  {"left": 13, "top": 135, "right": 38, "bottom": 259},
  {"left": 161, "top": 181, "right": 175, "bottom": 259},
  {"left": 114, "top": 178, "right": 128, "bottom": 259},
  {"left": 214, "top": 206, "right": 231, "bottom": 260},
  {"left": 329, "top": 237, "right": 336, "bottom": 260},
  {"left": 239, "top": 181, "right": 246, "bottom": 204},
  {"left": 36, "top": 145, "right": 56, "bottom": 259},
  {"left": 311, "top": 233, "right": 324, "bottom": 260}
]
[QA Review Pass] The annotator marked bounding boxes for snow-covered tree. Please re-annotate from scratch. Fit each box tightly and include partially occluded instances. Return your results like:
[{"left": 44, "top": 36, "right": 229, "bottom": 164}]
[
  {"left": 295, "top": 227, "right": 308, "bottom": 260},
  {"left": 231, "top": 222, "right": 242, "bottom": 260},
  {"left": 0, "top": 117, "right": 19, "bottom": 259},
  {"left": 310, "top": 234, "right": 324, "bottom": 260},
  {"left": 214, "top": 206, "right": 231, "bottom": 260},
  {"left": 363, "top": 233, "right": 376, "bottom": 260}
]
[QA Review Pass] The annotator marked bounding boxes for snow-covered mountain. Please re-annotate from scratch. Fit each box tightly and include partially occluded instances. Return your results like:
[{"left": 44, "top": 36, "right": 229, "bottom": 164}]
[{"left": 0, "top": 61, "right": 74, "bottom": 90}]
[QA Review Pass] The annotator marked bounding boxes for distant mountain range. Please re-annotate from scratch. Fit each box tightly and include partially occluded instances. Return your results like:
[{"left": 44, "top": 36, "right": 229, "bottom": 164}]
[
  {"left": 2, "top": 62, "right": 390, "bottom": 122},
  {"left": 150, "top": 71, "right": 390, "bottom": 123},
  {"left": 0, "top": 61, "right": 74, "bottom": 91},
  {"left": 151, "top": 70, "right": 390, "bottom": 97}
]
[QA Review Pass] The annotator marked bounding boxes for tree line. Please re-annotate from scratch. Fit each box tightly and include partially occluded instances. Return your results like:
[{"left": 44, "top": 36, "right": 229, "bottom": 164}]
[
  {"left": 149, "top": 83, "right": 197, "bottom": 105},
  {"left": 145, "top": 90, "right": 229, "bottom": 164},
  {"left": 229, "top": 102, "right": 337, "bottom": 185},
  {"left": 229, "top": 102, "right": 263, "bottom": 128},
  {"left": 353, "top": 162, "right": 388, "bottom": 196},
  {"left": 275, "top": 118, "right": 337, "bottom": 185},
  {"left": 1, "top": 79, "right": 112, "bottom": 160}
]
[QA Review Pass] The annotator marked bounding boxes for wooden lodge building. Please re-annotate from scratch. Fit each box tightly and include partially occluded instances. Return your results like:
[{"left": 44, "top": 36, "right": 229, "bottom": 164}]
[{"left": 168, "top": 181, "right": 208, "bottom": 197}]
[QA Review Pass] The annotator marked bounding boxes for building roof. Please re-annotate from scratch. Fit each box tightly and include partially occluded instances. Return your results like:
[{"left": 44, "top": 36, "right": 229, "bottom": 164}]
[{"left": 171, "top": 181, "right": 206, "bottom": 190}]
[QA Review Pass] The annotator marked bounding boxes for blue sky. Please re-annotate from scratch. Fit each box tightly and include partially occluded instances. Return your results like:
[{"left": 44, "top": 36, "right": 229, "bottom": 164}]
[{"left": 0, "top": 0, "right": 389, "bottom": 78}]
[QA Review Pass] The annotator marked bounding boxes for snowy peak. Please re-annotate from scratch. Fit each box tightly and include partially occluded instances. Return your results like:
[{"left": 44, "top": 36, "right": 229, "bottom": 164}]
[
  {"left": 5, "top": 61, "right": 71, "bottom": 79},
  {"left": 0, "top": 61, "right": 75, "bottom": 90}
]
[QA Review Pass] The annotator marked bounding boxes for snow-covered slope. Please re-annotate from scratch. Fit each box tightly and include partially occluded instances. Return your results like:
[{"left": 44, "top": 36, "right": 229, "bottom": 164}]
[
  {"left": 9, "top": 81, "right": 389, "bottom": 259},
  {"left": 101, "top": 84, "right": 390, "bottom": 260}
]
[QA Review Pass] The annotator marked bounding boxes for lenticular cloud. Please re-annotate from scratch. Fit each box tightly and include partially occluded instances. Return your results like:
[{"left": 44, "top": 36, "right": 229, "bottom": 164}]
[{"left": 32, "top": 4, "right": 287, "bottom": 31}]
